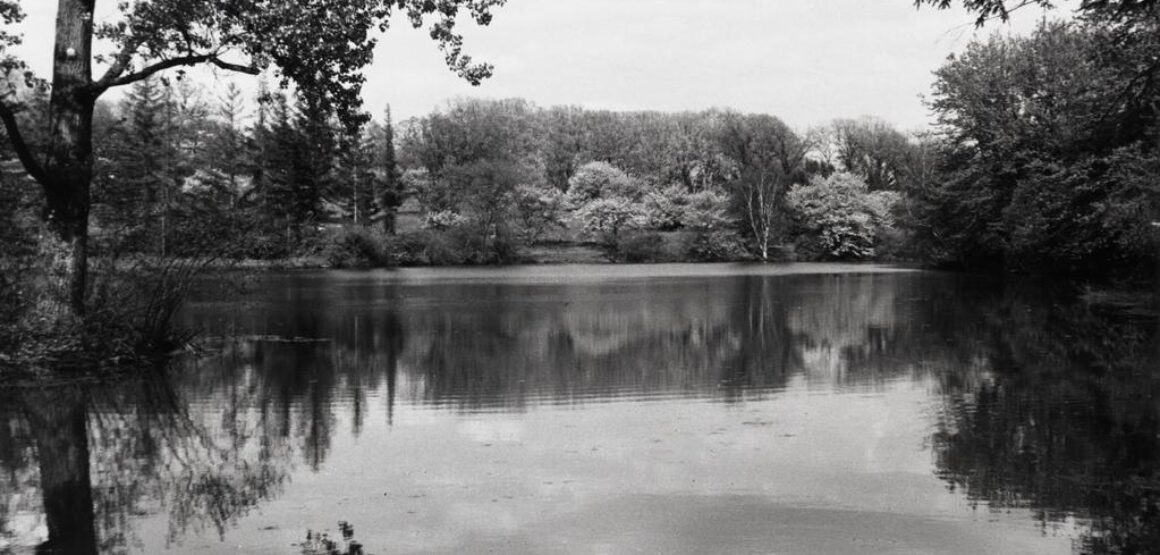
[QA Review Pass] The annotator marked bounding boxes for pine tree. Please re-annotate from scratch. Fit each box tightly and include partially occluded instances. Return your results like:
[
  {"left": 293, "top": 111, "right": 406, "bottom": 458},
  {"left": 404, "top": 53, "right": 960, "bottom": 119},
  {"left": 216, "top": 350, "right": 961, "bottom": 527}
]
[
  {"left": 262, "top": 92, "right": 302, "bottom": 251},
  {"left": 100, "top": 77, "right": 170, "bottom": 253},
  {"left": 378, "top": 106, "right": 404, "bottom": 234},
  {"left": 207, "top": 82, "right": 251, "bottom": 209},
  {"left": 257, "top": 92, "right": 337, "bottom": 250},
  {"left": 292, "top": 95, "right": 336, "bottom": 237},
  {"left": 336, "top": 124, "right": 376, "bottom": 225},
  {"left": 156, "top": 79, "right": 210, "bottom": 257}
]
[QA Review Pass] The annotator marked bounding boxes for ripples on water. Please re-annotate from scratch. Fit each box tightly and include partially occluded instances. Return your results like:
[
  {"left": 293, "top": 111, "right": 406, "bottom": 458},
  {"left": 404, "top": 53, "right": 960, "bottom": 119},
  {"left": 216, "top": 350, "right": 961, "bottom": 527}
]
[{"left": 1, "top": 264, "right": 1157, "bottom": 554}]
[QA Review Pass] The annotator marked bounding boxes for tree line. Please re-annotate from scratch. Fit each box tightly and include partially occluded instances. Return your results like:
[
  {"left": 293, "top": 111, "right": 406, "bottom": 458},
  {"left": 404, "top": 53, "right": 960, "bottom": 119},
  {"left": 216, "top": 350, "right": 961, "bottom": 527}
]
[
  {"left": 391, "top": 99, "right": 917, "bottom": 264},
  {"left": 4, "top": 87, "right": 930, "bottom": 266},
  {"left": 4, "top": 13, "right": 1156, "bottom": 277}
]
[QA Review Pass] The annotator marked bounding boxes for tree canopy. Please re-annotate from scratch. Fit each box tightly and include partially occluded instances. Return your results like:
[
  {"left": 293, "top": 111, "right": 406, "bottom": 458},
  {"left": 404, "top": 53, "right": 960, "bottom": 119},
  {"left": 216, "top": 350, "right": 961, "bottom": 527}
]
[
  {"left": 0, "top": 0, "right": 506, "bottom": 314},
  {"left": 914, "top": 0, "right": 1157, "bottom": 26}
]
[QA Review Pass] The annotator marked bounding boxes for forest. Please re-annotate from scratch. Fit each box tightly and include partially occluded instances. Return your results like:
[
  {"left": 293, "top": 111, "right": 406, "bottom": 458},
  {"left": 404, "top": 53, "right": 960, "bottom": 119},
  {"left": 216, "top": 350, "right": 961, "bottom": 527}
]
[{"left": 0, "top": 1, "right": 1157, "bottom": 365}]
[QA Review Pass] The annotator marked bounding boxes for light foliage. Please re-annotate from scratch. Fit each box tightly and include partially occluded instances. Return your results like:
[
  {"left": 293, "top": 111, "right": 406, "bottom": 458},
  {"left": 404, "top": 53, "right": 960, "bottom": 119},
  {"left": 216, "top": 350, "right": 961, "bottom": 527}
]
[{"left": 788, "top": 172, "right": 898, "bottom": 260}]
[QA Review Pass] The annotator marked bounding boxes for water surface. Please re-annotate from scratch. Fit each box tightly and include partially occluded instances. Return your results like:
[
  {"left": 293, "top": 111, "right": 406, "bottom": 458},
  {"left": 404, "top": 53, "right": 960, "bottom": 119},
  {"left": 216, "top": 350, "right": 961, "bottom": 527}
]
[{"left": 2, "top": 263, "right": 1157, "bottom": 554}]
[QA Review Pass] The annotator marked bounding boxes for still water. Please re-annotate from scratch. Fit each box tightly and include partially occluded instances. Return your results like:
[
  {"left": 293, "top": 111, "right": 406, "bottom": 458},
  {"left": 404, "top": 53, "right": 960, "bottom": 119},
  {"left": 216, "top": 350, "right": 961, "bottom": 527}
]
[{"left": 2, "top": 263, "right": 1158, "bottom": 554}]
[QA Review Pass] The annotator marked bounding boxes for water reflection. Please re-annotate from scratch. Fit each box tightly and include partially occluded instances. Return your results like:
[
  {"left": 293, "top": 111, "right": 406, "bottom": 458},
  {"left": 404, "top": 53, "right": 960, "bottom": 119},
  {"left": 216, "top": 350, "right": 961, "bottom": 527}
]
[
  {"left": 930, "top": 286, "right": 1160, "bottom": 554},
  {"left": 188, "top": 270, "right": 941, "bottom": 409},
  {"left": 0, "top": 370, "right": 288, "bottom": 553},
  {"left": 0, "top": 265, "right": 1156, "bottom": 553}
]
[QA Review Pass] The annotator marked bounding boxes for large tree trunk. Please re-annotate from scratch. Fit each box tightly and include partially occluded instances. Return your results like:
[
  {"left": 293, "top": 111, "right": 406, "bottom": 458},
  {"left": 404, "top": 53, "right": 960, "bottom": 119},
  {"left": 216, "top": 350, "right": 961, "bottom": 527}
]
[
  {"left": 27, "top": 388, "right": 99, "bottom": 555},
  {"left": 42, "top": 0, "right": 97, "bottom": 315}
]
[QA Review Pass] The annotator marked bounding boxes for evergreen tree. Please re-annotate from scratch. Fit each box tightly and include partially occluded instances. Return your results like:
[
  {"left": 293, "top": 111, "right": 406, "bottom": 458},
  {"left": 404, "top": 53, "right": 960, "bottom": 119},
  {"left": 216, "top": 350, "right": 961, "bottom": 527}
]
[
  {"left": 378, "top": 106, "right": 404, "bottom": 234},
  {"left": 256, "top": 92, "right": 338, "bottom": 250},
  {"left": 335, "top": 123, "right": 376, "bottom": 225},
  {"left": 293, "top": 95, "right": 336, "bottom": 234},
  {"left": 98, "top": 77, "right": 171, "bottom": 253},
  {"left": 206, "top": 82, "right": 250, "bottom": 209},
  {"left": 261, "top": 93, "right": 304, "bottom": 251},
  {"left": 156, "top": 79, "right": 210, "bottom": 257}
]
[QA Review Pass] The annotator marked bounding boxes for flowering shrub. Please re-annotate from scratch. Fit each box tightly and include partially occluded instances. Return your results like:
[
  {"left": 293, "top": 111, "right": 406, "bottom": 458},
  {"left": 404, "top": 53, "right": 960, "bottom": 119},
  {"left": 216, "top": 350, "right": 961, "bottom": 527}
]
[{"left": 787, "top": 172, "right": 898, "bottom": 260}]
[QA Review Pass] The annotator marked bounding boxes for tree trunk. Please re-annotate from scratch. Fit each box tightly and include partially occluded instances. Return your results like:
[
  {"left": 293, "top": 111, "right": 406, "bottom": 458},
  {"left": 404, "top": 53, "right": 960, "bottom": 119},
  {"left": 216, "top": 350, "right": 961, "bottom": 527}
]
[
  {"left": 26, "top": 388, "right": 99, "bottom": 555},
  {"left": 38, "top": 222, "right": 89, "bottom": 318},
  {"left": 42, "top": 0, "right": 97, "bottom": 315},
  {"left": 383, "top": 210, "right": 397, "bottom": 235}
]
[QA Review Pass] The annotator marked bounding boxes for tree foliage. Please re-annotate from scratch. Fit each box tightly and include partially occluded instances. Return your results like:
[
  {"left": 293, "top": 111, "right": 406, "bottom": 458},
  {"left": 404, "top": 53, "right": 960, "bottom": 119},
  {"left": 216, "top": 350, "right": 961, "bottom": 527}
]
[
  {"left": 823, "top": 118, "right": 913, "bottom": 191},
  {"left": 788, "top": 173, "right": 898, "bottom": 260},
  {"left": 909, "top": 19, "right": 1159, "bottom": 273},
  {"left": 914, "top": 0, "right": 1157, "bottom": 27},
  {"left": 718, "top": 112, "right": 810, "bottom": 260},
  {"left": 0, "top": 0, "right": 507, "bottom": 316},
  {"left": 565, "top": 161, "right": 642, "bottom": 204}
]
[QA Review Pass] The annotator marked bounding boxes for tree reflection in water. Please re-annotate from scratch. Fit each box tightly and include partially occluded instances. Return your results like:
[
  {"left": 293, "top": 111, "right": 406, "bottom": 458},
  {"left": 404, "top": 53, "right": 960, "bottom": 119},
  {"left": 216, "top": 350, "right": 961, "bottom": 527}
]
[
  {"left": 930, "top": 285, "right": 1160, "bottom": 554},
  {"left": 0, "top": 367, "right": 289, "bottom": 554},
  {"left": 0, "top": 270, "right": 1156, "bottom": 553}
]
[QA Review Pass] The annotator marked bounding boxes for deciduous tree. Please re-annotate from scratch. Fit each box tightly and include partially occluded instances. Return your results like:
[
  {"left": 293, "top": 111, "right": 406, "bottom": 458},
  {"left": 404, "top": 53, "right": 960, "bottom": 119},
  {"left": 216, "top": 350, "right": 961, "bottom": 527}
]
[
  {"left": 0, "top": 0, "right": 506, "bottom": 315},
  {"left": 718, "top": 112, "right": 810, "bottom": 261}
]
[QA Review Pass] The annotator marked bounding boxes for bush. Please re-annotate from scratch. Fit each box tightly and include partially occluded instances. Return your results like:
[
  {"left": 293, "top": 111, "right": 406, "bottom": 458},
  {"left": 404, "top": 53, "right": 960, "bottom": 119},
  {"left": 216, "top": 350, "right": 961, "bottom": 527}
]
[
  {"left": 614, "top": 231, "right": 666, "bottom": 262},
  {"left": 387, "top": 226, "right": 520, "bottom": 266},
  {"left": 423, "top": 210, "right": 470, "bottom": 231},
  {"left": 641, "top": 184, "right": 687, "bottom": 230},
  {"left": 572, "top": 197, "right": 646, "bottom": 247},
  {"left": 681, "top": 189, "right": 733, "bottom": 230},
  {"left": 318, "top": 226, "right": 390, "bottom": 268},
  {"left": 566, "top": 161, "right": 643, "bottom": 204},
  {"left": 685, "top": 230, "right": 750, "bottom": 262},
  {"left": 0, "top": 250, "right": 212, "bottom": 369},
  {"left": 512, "top": 184, "right": 567, "bottom": 245},
  {"left": 787, "top": 172, "right": 899, "bottom": 260}
]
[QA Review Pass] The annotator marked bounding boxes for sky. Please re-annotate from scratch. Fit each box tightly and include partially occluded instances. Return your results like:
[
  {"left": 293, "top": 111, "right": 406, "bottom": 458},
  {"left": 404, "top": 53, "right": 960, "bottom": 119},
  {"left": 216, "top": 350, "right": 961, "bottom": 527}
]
[{"left": 11, "top": 0, "right": 1057, "bottom": 130}]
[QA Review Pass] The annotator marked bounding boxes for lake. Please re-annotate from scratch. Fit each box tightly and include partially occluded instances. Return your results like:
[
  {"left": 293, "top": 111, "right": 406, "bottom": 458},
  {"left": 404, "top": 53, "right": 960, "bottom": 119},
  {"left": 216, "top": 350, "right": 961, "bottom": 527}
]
[{"left": 2, "top": 263, "right": 1157, "bottom": 554}]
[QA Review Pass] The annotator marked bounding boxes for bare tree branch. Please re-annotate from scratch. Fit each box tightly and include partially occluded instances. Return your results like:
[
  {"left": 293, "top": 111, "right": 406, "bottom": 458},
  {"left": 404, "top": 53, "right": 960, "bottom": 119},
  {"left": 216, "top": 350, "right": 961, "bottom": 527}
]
[
  {"left": 94, "top": 53, "right": 259, "bottom": 93},
  {"left": 0, "top": 100, "right": 49, "bottom": 185}
]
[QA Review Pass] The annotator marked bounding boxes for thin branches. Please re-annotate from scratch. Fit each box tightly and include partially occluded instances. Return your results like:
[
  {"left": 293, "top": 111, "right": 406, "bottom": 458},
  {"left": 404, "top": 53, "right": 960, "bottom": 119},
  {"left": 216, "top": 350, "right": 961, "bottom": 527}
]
[{"left": 0, "top": 99, "right": 47, "bottom": 185}]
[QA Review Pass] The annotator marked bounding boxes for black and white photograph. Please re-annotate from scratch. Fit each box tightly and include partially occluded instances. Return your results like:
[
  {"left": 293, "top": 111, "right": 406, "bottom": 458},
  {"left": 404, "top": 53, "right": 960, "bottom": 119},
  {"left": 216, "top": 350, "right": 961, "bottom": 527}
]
[{"left": 1, "top": 1, "right": 1158, "bottom": 553}]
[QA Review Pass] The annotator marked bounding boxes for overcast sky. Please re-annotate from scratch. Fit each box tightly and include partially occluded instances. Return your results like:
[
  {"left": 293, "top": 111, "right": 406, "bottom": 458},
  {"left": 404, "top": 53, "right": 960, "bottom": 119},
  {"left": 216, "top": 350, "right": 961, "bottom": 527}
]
[{"left": 13, "top": 0, "right": 1056, "bottom": 129}]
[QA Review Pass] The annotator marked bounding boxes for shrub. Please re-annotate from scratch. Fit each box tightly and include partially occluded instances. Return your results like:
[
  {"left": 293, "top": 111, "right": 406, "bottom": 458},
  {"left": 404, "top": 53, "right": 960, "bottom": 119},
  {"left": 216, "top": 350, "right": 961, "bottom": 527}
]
[
  {"left": 86, "top": 255, "right": 211, "bottom": 353},
  {"left": 685, "top": 230, "right": 750, "bottom": 262},
  {"left": 572, "top": 197, "right": 646, "bottom": 246},
  {"left": 566, "top": 161, "right": 643, "bottom": 204},
  {"left": 386, "top": 231, "right": 433, "bottom": 266},
  {"left": 423, "top": 210, "right": 470, "bottom": 231},
  {"left": 387, "top": 226, "right": 520, "bottom": 266},
  {"left": 615, "top": 231, "right": 666, "bottom": 262},
  {"left": 787, "top": 172, "right": 899, "bottom": 260},
  {"left": 681, "top": 189, "right": 733, "bottom": 230},
  {"left": 318, "top": 226, "right": 389, "bottom": 268},
  {"left": 512, "top": 184, "right": 567, "bottom": 245},
  {"left": 641, "top": 184, "right": 687, "bottom": 230},
  {"left": 0, "top": 251, "right": 213, "bottom": 369},
  {"left": 422, "top": 229, "right": 469, "bottom": 265}
]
